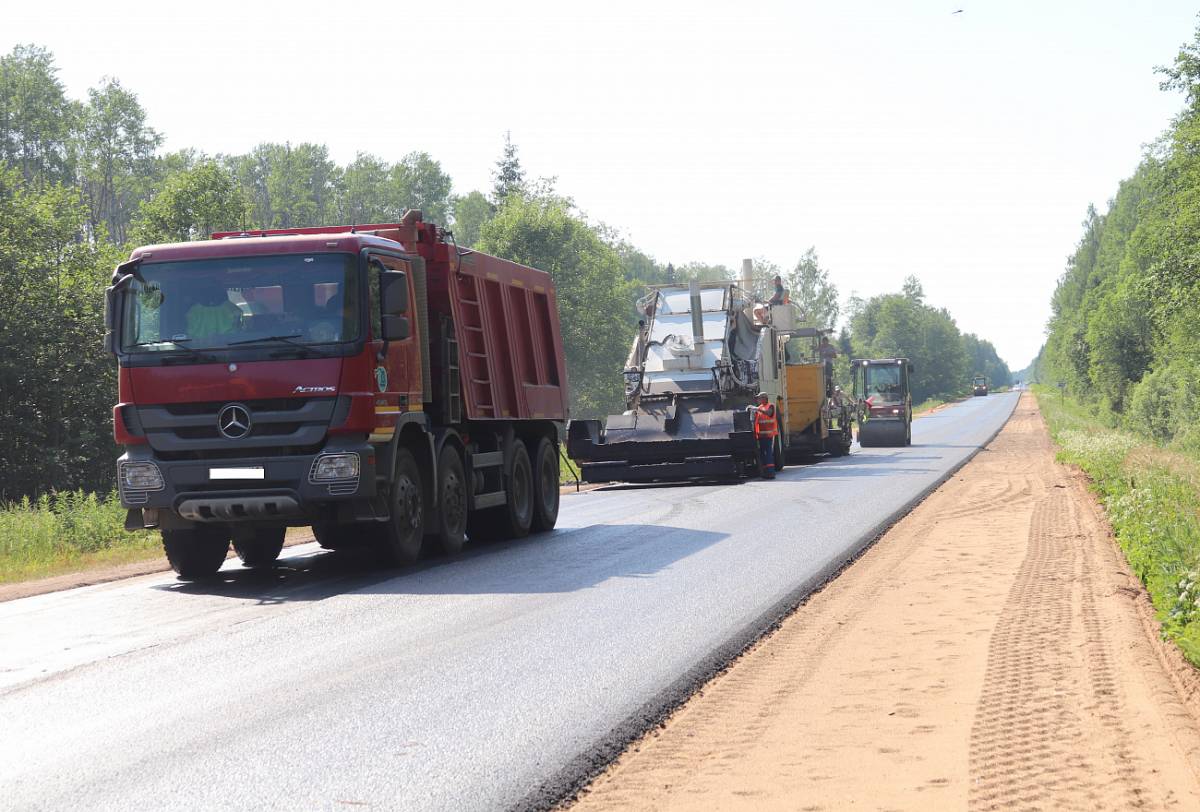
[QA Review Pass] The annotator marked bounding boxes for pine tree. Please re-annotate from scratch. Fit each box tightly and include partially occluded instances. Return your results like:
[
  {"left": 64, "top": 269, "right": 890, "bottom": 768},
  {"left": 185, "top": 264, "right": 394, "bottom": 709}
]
[{"left": 491, "top": 131, "right": 525, "bottom": 203}]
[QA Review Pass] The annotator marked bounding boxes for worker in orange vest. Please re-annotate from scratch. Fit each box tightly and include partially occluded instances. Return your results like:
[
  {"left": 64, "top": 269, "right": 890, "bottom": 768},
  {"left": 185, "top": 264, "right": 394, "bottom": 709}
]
[{"left": 751, "top": 391, "right": 778, "bottom": 479}]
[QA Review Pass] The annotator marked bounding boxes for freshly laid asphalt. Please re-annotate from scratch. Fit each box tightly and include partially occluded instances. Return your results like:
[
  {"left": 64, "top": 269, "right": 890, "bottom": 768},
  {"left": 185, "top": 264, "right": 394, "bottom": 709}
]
[{"left": 0, "top": 391, "right": 1019, "bottom": 811}]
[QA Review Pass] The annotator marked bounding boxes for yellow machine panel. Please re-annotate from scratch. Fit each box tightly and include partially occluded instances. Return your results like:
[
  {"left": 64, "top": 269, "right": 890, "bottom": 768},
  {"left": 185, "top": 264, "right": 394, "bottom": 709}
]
[{"left": 784, "top": 363, "right": 824, "bottom": 434}]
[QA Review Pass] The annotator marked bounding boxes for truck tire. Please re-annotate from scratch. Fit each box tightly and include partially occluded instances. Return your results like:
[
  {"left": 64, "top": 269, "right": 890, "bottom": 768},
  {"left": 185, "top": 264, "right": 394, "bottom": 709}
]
[
  {"left": 504, "top": 441, "right": 535, "bottom": 539},
  {"left": 312, "top": 522, "right": 349, "bottom": 550},
  {"left": 431, "top": 445, "right": 468, "bottom": 555},
  {"left": 531, "top": 437, "right": 560, "bottom": 532},
  {"left": 469, "top": 440, "right": 534, "bottom": 542},
  {"left": 232, "top": 527, "right": 285, "bottom": 568},
  {"left": 162, "top": 527, "right": 230, "bottom": 580},
  {"left": 380, "top": 448, "right": 425, "bottom": 565},
  {"left": 773, "top": 436, "right": 787, "bottom": 472}
]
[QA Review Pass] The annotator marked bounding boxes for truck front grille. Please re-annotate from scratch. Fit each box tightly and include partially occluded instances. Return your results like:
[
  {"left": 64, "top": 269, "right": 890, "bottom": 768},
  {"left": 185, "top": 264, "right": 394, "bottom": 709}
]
[{"left": 136, "top": 397, "right": 337, "bottom": 458}]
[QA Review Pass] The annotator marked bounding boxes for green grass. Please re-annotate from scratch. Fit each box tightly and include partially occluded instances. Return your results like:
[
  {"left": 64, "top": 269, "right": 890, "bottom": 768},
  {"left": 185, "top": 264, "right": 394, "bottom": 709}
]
[
  {"left": 913, "top": 397, "right": 948, "bottom": 414},
  {"left": 1035, "top": 386, "right": 1200, "bottom": 666},
  {"left": 0, "top": 490, "right": 160, "bottom": 584},
  {"left": 560, "top": 449, "right": 584, "bottom": 486}
]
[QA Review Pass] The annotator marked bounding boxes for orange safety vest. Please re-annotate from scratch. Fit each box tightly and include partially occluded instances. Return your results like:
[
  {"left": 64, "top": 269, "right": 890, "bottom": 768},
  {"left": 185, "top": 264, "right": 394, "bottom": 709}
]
[{"left": 753, "top": 403, "right": 778, "bottom": 438}]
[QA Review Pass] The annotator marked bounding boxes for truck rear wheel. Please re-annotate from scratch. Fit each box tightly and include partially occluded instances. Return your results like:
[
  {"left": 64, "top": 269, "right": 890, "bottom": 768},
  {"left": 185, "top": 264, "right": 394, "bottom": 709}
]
[
  {"left": 504, "top": 441, "right": 535, "bottom": 538},
  {"left": 469, "top": 440, "right": 534, "bottom": 542},
  {"left": 232, "top": 527, "right": 285, "bottom": 568},
  {"left": 531, "top": 437, "right": 560, "bottom": 532},
  {"left": 431, "top": 445, "right": 468, "bottom": 556},
  {"left": 380, "top": 448, "right": 425, "bottom": 565},
  {"left": 773, "top": 436, "right": 787, "bottom": 472},
  {"left": 162, "top": 527, "right": 230, "bottom": 580}
]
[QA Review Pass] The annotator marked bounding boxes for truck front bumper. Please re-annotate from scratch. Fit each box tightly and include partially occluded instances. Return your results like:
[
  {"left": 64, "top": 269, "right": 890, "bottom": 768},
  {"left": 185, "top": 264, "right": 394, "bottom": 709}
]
[{"left": 117, "top": 440, "right": 377, "bottom": 527}]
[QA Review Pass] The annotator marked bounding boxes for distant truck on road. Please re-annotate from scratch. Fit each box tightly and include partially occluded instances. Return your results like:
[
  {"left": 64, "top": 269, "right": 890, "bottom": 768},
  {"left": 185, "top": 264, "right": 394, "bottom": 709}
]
[
  {"left": 973, "top": 375, "right": 989, "bottom": 396},
  {"left": 105, "top": 211, "right": 569, "bottom": 578}
]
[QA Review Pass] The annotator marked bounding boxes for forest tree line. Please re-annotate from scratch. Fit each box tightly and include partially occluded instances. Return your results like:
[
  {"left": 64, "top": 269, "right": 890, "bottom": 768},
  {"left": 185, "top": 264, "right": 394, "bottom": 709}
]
[
  {"left": 1036, "top": 23, "right": 1200, "bottom": 449},
  {"left": 0, "top": 43, "right": 1008, "bottom": 500}
]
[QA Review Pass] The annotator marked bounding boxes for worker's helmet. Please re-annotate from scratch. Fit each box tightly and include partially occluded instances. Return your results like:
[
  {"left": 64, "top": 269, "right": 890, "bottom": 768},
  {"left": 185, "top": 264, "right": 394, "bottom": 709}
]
[{"left": 756, "top": 391, "right": 769, "bottom": 401}]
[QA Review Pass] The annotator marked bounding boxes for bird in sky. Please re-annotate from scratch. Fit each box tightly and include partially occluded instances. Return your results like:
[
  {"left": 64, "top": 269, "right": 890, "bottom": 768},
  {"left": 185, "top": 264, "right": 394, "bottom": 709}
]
[{"left": 952, "top": 8, "right": 963, "bottom": 13}]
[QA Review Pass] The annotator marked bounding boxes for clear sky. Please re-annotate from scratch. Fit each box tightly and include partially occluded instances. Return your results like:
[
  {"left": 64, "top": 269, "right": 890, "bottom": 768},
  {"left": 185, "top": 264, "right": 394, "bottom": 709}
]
[{"left": 6, "top": 0, "right": 1197, "bottom": 370}]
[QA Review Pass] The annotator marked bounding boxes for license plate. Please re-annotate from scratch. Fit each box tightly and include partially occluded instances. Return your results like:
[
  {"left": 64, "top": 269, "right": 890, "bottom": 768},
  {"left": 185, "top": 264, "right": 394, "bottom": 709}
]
[{"left": 209, "top": 467, "right": 265, "bottom": 480}]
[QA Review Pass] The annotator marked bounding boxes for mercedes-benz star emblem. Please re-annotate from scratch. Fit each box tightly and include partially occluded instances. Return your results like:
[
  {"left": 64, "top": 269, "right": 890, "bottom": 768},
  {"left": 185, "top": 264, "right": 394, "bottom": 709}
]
[{"left": 217, "top": 403, "right": 252, "bottom": 440}]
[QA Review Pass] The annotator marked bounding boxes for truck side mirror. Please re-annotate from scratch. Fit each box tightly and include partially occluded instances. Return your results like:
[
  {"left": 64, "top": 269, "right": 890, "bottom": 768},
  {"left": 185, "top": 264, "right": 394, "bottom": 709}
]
[
  {"left": 380, "top": 270, "right": 409, "bottom": 315},
  {"left": 103, "top": 272, "right": 136, "bottom": 355},
  {"left": 382, "top": 314, "right": 410, "bottom": 341},
  {"left": 103, "top": 286, "right": 117, "bottom": 354}
]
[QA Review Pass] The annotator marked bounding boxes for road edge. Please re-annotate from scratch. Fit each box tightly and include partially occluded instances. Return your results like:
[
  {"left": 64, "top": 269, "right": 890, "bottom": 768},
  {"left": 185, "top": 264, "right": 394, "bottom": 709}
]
[
  {"left": 0, "top": 528, "right": 317, "bottom": 603},
  {"left": 517, "top": 392, "right": 1023, "bottom": 812}
]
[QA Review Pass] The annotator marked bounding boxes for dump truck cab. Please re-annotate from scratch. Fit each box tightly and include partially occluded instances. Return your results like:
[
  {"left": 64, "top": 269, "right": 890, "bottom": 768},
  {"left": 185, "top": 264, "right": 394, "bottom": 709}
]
[
  {"left": 972, "top": 375, "right": 989, "bottom": 396},
  {"left": 105, "top": 213, "right": 570, "bottom": 578},
  {"left": 853, "top": 358, "right": 913, "bottom": 447}
]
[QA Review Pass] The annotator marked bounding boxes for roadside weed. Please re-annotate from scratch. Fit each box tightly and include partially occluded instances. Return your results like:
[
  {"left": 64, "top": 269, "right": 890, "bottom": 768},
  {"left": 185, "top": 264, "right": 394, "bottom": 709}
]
[
  {"left": 0, "top": 490, "right": 157, "bottom": 583},
  {"left": 1037, "top": 388, "right": 1200, "bottom": 666}
]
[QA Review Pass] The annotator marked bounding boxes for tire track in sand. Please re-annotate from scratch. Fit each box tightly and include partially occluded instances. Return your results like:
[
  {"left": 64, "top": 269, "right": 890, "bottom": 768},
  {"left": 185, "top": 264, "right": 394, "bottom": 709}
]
[{"left": 968, "top": 493, "right": 1148, "bottom": 810}]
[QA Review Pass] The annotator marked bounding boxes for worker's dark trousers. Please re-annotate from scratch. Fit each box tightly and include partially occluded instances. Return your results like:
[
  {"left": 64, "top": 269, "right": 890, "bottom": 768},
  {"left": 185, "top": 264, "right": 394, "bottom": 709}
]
[{"left": 758, "top": 436, "right": 775, "bottom": 478}]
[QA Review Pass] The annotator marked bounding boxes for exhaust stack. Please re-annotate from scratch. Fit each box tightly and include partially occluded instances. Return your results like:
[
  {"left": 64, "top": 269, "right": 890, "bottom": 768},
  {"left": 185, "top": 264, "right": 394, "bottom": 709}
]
[
  {"left": 689, "top": 279, "right": 705, "bottom": 347},
  {"left": 741, "top": 258, "right": 754, "bottom": 293}
]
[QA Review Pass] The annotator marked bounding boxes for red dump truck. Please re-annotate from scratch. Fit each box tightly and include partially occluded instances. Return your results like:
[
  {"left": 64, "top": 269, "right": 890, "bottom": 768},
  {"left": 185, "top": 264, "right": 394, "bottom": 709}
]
[{"left": 104, "top": 211, "right": 569, "bottom": 578}]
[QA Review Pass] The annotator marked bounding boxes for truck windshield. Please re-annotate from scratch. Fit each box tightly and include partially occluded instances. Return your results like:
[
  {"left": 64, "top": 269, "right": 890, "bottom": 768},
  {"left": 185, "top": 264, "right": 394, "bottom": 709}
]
[
  {"left": 865, "top": 365, "right": 902, "bottom": 400},
  {"left": 120, "top": 253, "right": 359, "bottom": 353}
]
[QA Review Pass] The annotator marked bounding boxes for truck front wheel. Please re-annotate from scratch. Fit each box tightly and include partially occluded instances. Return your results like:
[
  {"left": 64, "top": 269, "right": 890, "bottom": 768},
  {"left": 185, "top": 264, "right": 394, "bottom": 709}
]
[
  {"left": 162, "top": 527, "right": 230, "bottom": 580},
  {"left": 232, "top": 527, "right": 285, "bottom": 568},
  {"left": 380, "top": 448, "right": 425, "bottom": 565},
  {"left": 312, "top": 522, "right": 349, "bottom": 550}
]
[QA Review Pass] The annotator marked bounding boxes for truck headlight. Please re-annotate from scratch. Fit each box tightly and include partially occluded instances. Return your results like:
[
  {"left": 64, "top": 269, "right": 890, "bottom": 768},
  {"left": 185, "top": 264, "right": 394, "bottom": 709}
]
[
  {"left": 120, "top": 461, "right": 164, "bottom": 490},
  {"left": 310, "top": 453, "right": 360, "bottom": 482}
]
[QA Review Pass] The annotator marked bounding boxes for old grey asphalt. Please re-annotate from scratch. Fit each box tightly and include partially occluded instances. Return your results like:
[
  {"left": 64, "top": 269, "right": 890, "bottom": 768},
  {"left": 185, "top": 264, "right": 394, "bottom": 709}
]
[{"left": 0, "top": 392, "right": 1018, "bottom": 810}]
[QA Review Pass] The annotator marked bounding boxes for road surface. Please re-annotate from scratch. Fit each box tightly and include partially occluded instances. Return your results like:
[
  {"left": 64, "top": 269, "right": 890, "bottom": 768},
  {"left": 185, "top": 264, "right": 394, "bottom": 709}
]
[{"left": 0, "top": 392, "right": 1018, "bottom": 810}]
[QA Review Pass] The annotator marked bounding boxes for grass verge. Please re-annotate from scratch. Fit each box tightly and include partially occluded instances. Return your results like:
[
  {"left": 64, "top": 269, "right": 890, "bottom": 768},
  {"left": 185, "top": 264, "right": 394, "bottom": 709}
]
[
  {"left": 0, "top": 490, "right": 160, "bottom": 584},
  {"left": 913, "top": 397, "right": 948, "bottom": 415},
  {"left": 1035, "top": 386, "right": 1200, "bottom": 666}
]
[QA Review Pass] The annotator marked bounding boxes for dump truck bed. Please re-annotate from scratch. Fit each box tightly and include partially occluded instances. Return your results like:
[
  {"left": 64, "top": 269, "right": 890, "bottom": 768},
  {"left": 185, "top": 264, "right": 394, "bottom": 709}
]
[{"left": 431, "top": 251, "right": 569, "bottom": 422}]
